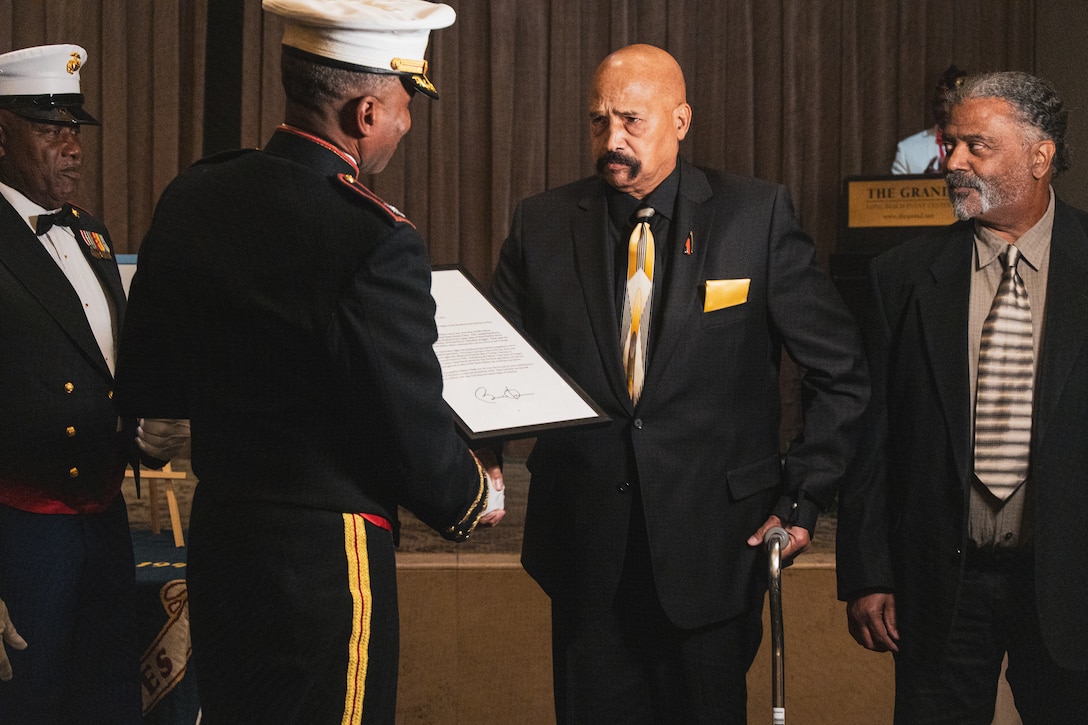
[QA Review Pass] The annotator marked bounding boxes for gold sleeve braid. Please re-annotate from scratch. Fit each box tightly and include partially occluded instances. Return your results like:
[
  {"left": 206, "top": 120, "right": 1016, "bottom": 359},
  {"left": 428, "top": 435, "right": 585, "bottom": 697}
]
[{"left": 441, "top": 452, "right": 489, "bottom": 542}]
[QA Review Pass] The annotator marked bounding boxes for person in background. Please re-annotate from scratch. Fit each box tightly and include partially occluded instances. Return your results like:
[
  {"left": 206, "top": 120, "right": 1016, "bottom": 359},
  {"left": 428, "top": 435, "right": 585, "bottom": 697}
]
[
  {"left": 839, "top": 71, "right": 1088, "bottom": 722},
  {"left": 490, "top": 43, "right": 868, "bottom": 723},
  {"left": 891, "top": 64, "right": 967, "bottom": 175},
  {"left": 115, "top": 1, "right": 503, "bottom": 722}
]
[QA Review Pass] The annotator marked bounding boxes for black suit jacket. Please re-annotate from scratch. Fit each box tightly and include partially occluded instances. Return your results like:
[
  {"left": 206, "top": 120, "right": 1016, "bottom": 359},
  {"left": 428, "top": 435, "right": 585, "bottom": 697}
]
[
  {"left": 836, "top": 198, "right": 1088, "bottom": 670},
  {"left": 115, "top": 128, "right": 487, "bottom": 538},
  {"left": 0, "top": 196, "right": 129, "bottom": 509},
  {"left": 491, "top": 159, "right": 868, "bottom": 628}
]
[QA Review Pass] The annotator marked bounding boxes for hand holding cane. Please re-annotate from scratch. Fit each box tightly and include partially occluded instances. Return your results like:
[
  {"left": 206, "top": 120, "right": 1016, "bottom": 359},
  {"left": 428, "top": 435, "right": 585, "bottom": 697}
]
[{"left": 764, "top": 526, "right": 790, "bottom": 725}]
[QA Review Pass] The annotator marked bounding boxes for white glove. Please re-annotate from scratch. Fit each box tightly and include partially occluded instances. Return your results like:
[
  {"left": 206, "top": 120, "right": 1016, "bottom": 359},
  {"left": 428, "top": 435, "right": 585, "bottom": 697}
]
[
  {"left": 137, "top": 418, "right": 191, "bottom": 461},
  {"left": 0, "top": 596, "right": 28, "bottom": 682},
  {"left": 471, "top": 448, "right": 505, "bottom": 527},
  {"left": 479, "top": 471, "right": 505, "bottom": 526},
  {"left": 483, "top": 474, "right": 505, "bottom": 516}
]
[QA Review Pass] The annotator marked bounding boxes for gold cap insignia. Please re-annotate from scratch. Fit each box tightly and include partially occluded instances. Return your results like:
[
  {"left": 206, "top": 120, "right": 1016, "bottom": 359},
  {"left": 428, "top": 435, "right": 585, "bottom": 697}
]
[
  {"left": 390, "top": 57, "right": 438, "bottom": 98},
  {"left": 67, "top": 51, "right": 82, "bottom": 75},
  {"left": 412, "top": 74, "right": 437, "bottom": 96}
]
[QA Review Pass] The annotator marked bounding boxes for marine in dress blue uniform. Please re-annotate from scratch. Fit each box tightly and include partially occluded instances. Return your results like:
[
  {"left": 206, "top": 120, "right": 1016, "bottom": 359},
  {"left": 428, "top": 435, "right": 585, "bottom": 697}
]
[
  {"left": 115, "top": 2, "right": 500, "bottom": 723},
  {"left": 0, "top": 44, "right": 143, "bottom": 724}
]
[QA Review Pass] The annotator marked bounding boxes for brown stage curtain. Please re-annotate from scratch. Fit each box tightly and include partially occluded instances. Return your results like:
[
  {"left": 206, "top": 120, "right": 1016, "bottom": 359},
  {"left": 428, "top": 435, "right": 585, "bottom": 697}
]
[
  {"left": 241, "top": 0, "right": 1034, "bottom": 285},
  {"left": 3, "top": 1, "right": 1033, "bottom": 271}
]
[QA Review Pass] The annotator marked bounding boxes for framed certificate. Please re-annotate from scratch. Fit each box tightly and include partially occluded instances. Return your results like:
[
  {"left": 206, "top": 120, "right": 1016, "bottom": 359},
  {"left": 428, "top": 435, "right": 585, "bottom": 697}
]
[{"left": 430, "top": 266, "right": 609, "bottom": 441}]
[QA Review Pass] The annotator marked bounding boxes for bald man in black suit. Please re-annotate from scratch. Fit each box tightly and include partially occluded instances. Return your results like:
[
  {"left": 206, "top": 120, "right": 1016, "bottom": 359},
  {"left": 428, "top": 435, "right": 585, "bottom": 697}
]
[{"left": 491, "top": 43, "right": 868, "bottom": 723}]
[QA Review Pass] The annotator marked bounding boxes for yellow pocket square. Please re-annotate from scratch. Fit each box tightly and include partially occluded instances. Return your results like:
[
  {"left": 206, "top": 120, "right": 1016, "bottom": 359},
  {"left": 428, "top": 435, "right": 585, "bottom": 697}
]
[{"left": 704, "top": 278, "right": 750, "bottom": 312}]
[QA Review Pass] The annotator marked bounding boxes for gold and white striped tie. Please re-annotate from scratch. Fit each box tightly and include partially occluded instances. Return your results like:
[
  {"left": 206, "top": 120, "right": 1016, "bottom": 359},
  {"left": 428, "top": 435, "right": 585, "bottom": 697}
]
[
  {"left": 621, "top": 207, "right": 655, "bottom": 403},
  {"left": 974, "top": 244, "right": 1033, "bottom": 500}
]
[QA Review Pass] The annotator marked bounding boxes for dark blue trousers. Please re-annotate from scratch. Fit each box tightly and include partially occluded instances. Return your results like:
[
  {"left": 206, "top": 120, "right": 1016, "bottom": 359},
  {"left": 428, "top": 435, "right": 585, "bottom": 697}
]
[{"left": 0, "top": 496, "right": 141, "bottom": 724}]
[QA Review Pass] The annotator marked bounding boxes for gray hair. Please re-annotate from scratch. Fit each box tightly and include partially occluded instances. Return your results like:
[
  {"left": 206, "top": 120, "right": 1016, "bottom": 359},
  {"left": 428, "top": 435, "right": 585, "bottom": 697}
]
[
  {"left": 280, "top": 49, "right": 400, "bottom": 113},
  {"left": 949, "top": 71, "right": 1070, "bottom": 176}
]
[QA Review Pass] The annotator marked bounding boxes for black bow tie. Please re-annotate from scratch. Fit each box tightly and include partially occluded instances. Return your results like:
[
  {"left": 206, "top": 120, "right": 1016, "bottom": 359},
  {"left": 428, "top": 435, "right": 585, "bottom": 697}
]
[{"left": 35, "top": 205, "right": 78, "bottom": 235}]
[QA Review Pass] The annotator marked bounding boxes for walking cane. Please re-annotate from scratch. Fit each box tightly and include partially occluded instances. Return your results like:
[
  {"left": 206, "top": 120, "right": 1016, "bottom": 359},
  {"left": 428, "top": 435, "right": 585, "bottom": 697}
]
[{"left": 764, "top": 526, "right": 790, "bottom": 725}]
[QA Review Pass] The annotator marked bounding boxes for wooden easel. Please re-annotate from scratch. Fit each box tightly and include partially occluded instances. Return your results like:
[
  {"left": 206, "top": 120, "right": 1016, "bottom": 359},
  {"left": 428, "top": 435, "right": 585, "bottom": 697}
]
[{"left": 127, "top": 463, "right": 188, "bottom": 547}]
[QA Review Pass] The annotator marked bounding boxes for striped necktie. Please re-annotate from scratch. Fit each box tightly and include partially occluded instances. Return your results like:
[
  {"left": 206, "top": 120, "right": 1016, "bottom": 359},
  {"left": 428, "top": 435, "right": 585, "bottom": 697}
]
[
  {"left": 974, "top": 244, "right": 1033, "bottom": 500},
  {"left": 621, "top": 206, "right": 655, "bottom": 403}
]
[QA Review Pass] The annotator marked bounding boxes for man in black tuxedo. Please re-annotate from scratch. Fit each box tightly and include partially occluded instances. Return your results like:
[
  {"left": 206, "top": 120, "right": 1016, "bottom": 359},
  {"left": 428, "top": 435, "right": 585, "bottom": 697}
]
[
  {"left": 490, "top": 43, "right": 868, "bottom": 723},
  {"left": 0, "top": 44, "right": 144, "bottom": 723},
  {"left": 838, "top": 71, "right": 1088, "bottom": 722}
]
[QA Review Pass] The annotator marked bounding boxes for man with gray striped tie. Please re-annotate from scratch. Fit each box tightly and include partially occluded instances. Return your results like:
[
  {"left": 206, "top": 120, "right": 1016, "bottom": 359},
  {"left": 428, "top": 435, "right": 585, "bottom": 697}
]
[{"left": 837, "top": 71, "right": 1088, "bottom": 724}]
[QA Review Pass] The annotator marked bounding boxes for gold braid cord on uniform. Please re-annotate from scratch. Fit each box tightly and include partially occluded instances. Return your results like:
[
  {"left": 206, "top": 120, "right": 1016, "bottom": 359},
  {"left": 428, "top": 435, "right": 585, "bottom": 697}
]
[
  {"left": 441, "top": 452, "right": 488, "bottom": 542},
  {"left": 341, "top": 513, "right": 373, "bottom": 722}
]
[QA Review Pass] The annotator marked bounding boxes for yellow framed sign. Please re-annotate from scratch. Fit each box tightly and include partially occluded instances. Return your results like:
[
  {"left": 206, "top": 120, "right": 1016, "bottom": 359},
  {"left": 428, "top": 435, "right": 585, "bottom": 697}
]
[{"left": 845, "top": 175, "right": 956, "bottom": 228}]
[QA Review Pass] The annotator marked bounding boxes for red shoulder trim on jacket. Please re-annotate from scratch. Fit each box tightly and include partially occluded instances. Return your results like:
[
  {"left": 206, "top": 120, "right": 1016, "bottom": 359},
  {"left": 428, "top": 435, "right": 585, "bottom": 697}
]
[
  {"left": 277, "top": 124, "right": 358, "bottom": 173},
  {"left": 336, "top": 173, "right": 416, "bottom": 229}
]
